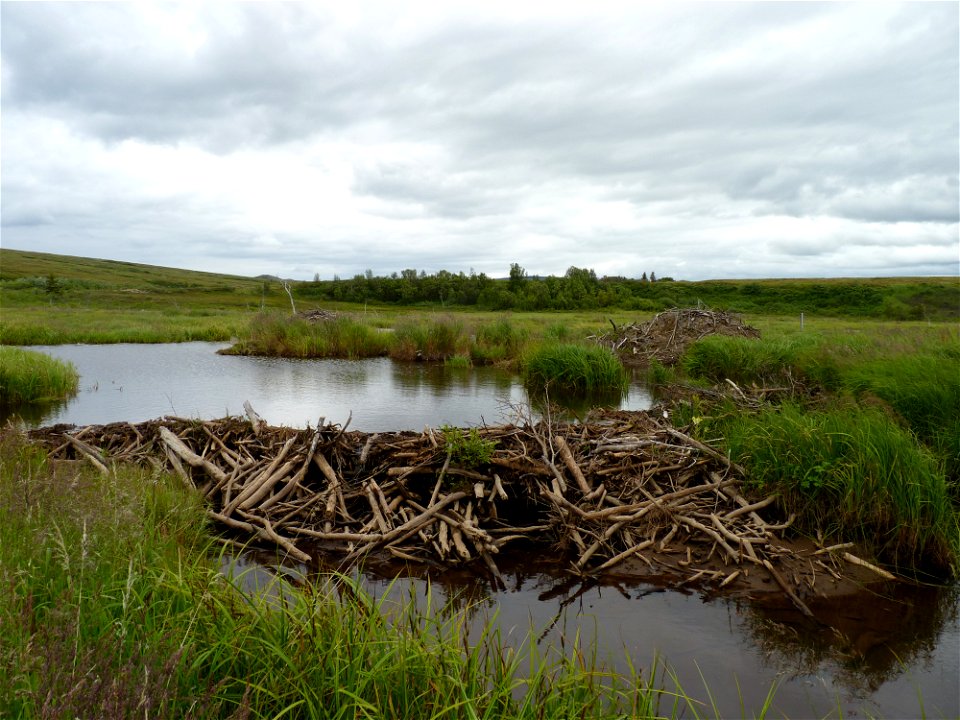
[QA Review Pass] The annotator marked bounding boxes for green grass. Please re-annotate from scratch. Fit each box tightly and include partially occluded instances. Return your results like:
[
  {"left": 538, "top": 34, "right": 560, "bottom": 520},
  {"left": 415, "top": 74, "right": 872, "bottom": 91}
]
[
  {"left": 673, "top": 319, "right": 960, "bottom": 577},
  {"left": 0, "top": 430, "right": 747, "bottom": 719},
  {"left": 709, "top": 402, "right": 959, "bottom": 577},
  {"left": 522, "top": 344, "right": 628, "bottom": 396},
  {"left": 391, "top": 317, "right": 467, "bottom": 361},
  {"left": 224, "top": 313, "right": 390, "bottom": 359},
  {"left": 0, "top": 346, "right": 80, "bottom": 405},
  {"left": 470, "top": 317, "right": 531, "bottom": 366},
  {"left": 682, "top": 335, "right": 841, "bottom": 390}
]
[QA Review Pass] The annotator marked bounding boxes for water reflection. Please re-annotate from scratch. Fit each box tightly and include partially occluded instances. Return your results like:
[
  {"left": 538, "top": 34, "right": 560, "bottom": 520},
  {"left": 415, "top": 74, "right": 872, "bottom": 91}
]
[
  {"left": 6, "top": 343, "right": 651, "bottom": 430},
  {"left": 226, "top": 549, "right": 959, "bottom": 719}
]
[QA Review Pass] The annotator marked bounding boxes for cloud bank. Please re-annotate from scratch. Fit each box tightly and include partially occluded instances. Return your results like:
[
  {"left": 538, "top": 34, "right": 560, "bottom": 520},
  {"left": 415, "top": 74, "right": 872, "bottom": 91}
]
[{"left": 2, "top": 2, "right": 957, "bottom": 280}]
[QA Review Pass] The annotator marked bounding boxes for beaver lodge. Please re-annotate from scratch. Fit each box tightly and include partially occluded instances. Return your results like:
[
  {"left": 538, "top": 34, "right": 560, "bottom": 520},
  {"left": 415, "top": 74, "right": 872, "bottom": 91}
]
[{"left": 29, "top": 401, "right": 897, "bottom": 620}]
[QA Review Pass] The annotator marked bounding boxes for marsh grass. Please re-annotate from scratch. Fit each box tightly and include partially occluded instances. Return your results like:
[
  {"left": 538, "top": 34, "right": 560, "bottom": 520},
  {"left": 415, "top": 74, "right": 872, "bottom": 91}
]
[
  {"left": 682, "top": 334, "right": 841, "bottom": 389},
  {"left": 714, "top": 402, "right": 959, "bottom": 576},
  {"left": 226, "top": 312, "right": 389, "bottom": 358},
  {"left": 470, "top": 318, "right": 530, "bottom": 366},
  {"left": 391, "top": 317, "right": 466, "bottom": 361},
  {"left": 522, "top": 344, "right": 628, "bottom": 396},
  {"left": 3, "top": 430, "right": 741, "bottom": 719},
  {"left": 842, "top": 354, "right": 960, "bottom": 484},
  {"left": 0, "top": 346, "right": 80, "bottom": 405},
  {"left": 0, "top": 307, "right": 240, "bottom": 345}
]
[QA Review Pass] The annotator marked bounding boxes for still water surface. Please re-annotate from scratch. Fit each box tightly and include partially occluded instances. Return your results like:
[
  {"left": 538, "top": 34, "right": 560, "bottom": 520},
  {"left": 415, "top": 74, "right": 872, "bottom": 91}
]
[
  {"left": 15, "top": 342, "right": 650, "bottom": 429},
  {"left": 12, "top": 343, "right": 960, "bottom": 718}
]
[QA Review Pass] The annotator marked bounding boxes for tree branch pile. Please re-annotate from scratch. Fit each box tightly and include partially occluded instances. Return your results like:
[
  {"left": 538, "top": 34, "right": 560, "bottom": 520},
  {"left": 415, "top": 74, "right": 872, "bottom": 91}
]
[
  {"left": 27, "top": 407, "right": 884, "bottom": 604},
  {"left": 592, "top": 307, "right": 761, "bottom": 366}
]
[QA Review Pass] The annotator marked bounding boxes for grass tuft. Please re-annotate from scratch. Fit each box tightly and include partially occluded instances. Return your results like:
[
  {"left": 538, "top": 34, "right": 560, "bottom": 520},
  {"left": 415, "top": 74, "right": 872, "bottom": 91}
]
[
  {"left": 0, "top": 346, "right": 80, "bottom": 406},
  {"left": 522, "top": 344, "right": 628, "bottom": 396}
]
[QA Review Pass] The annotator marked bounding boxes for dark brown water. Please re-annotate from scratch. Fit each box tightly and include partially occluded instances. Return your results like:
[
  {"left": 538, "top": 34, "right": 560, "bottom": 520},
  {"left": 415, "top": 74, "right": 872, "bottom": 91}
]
[
  {"left": 222, "top": 552, "right": 959, "bottom": 719},
  {"left": 11, "top": 343, "right": 959, "bottom": 718}
]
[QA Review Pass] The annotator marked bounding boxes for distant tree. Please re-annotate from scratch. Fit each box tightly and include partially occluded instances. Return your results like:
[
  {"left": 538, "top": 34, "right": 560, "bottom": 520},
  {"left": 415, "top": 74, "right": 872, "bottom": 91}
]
[
  {"left": 508, "top": 263, "right": 527, "bottom": 293},
  {"left": 43, "top": 274, "right": 63, "bottom": 297},
  {"left": 650, "top": 271, "right": 657, "bottom": 282},
  {"left": 641, "top": 272, "right": 648, "bottom": 282},
  {"left": 313, "top": 272, "right": 320, "bottom": 282}
]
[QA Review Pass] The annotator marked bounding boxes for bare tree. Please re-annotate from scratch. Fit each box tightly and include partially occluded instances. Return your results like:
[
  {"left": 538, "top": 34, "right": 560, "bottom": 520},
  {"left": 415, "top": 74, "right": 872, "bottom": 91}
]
[{"left": 281, "top": 281, "right": 297, "bottom": 315}]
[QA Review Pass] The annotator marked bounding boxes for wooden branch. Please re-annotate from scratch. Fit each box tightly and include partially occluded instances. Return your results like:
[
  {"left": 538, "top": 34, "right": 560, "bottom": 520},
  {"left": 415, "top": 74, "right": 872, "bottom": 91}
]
[{"left": 159, "top": 426, "right": 227, "bottom": 484}]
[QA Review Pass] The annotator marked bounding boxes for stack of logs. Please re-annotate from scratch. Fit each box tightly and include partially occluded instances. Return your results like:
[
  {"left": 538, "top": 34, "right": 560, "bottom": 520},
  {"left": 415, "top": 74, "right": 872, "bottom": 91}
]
[{"left": 29, "top": 405, "right": 889, "bottom": 609}]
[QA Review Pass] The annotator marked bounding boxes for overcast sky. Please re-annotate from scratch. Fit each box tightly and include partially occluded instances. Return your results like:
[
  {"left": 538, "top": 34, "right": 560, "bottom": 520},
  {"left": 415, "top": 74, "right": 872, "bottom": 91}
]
[{"left": 2, "top": 2, "right": 958, "bottom": 282}]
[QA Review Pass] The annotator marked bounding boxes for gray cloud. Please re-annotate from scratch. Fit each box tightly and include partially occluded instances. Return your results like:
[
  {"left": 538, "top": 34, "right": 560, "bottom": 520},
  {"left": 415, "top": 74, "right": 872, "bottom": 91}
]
[{"left": 2, "top": 2, "right": 957, "bottom": 281}]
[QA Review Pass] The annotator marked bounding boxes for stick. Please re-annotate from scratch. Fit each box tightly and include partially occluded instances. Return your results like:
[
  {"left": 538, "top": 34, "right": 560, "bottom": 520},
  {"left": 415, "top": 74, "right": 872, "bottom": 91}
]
[
  {"left": 595, "top": 540, "right": 655, "bottom": 571},
  {"left": 243, "top": 400, "right": 265, "bottom": 436},
  {"left": 554, "top": 436, "right": 592, "bottom": 495},
  {"left": 65, "top": 434, "right": 109, "bottom": 476},
  {"left": 344, "top": 491, "right": 468, "bottom": 562},
  {"left": 843, "top": 552, "right": 897, "bottom": 581},
  {"left": 762, "top": 559, "right": 815, "bottom": 619},
  {"left": 159, "top": 426, "right": 227, "bottom": 484}
]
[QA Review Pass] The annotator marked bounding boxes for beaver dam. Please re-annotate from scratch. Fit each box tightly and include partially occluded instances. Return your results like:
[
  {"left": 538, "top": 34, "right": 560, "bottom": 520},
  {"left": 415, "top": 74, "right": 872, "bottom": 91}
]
[{"left": 30, "top": 403, "right": 897, "bottom": 616}]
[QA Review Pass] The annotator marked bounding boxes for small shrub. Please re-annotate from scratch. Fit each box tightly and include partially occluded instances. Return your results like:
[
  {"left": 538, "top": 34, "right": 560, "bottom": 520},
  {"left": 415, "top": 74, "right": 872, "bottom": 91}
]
[{"left": 441, "top": 425, "right": 497, "bottom": 468}]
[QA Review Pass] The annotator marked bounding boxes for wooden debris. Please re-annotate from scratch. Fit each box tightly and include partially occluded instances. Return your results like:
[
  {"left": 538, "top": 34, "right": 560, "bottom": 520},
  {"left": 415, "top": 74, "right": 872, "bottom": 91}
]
[
  {"left": 589, "top": 307, "right": 761, "bottom": 366},
  {"left": 23, "top": 406, "right": 880, "bottom": 607}
]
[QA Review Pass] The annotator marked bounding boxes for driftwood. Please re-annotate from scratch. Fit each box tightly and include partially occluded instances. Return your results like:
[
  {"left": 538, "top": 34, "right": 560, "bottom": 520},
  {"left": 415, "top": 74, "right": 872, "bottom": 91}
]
[{"left": 26, "top": 405, "right": 881, "bottom": 606}]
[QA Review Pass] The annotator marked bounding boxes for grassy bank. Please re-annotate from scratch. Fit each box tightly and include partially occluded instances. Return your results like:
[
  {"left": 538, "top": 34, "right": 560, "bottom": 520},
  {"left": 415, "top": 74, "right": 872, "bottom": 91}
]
[
  {"left": 669, "top": 320, "right": 960, "bottom": 577},
  {"left": 0, "top": 346, "right": 79, "bottom": 406},
  {"left": 1, "top": 430, "right": 735, "bottom": 719}
]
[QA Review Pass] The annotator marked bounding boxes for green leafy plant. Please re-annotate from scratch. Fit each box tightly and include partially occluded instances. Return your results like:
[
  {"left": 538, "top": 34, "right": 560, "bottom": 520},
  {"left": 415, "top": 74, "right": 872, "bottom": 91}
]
[{"left": 441, "top": 425, "right": 497, "bottom": 468}]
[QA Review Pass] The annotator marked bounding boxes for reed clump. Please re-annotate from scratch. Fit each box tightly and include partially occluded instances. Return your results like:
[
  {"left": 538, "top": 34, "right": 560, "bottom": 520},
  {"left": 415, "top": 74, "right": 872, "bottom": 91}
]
[
  {"left": 390, "top": 317, "right": 466, "bottom": 361},
  {"left": 0, "top": 346, "right": 79, "bottom": 406},
  {"left": 226, "top": 312, "right": 389, "bottom": 359},
  {"left": 470, "top": 318, "right": 529, "bottom": 366},
  {"left": 522, "top": 343, "right": 628, "bottom": 396}
]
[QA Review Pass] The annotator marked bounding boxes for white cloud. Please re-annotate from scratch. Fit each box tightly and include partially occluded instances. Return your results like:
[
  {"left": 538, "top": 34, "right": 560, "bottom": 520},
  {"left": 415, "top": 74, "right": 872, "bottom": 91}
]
[{"left": 1, "top": 1, "right": 957, "bottom": 281}]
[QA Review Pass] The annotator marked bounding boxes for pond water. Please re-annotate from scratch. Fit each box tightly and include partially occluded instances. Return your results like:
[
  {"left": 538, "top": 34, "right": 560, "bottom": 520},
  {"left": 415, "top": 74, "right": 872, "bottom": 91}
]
[
  {"left": 224, "top": 552, "right": 959, "bottom": 719},
  {"left": 9, "top": 343, "right": 960, "bottom": 718},
  {"left": 8, "top": 342, "right": 651, "bottom": 430}
]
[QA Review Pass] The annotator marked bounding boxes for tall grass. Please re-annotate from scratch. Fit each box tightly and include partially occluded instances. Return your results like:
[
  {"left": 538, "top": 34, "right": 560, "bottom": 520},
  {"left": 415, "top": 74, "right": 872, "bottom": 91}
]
[
  {"left": 0, "top": 346, "right": 80, "bottom": 405},
  {"left": 682, "top": 334, "right": 841, "bottom": 389},
  {"left": 226, "top": 312, "right": 389, "bottom": 359},
  {"left": 391, "top": 317, "right": 466, "bottom": 361},
  {"left": 716, "top": 402, "right": 959, "bottom": 577},
  {"left": 522, "top": 344, "right": 628, "bottom": 396},
  {"left": 470, "top": 318, "right": 530, "bottom": 366},
  {"left": 1, "top": 431, "right": 732, "bottom": 719},
  {"left": 842, "top": 353, "right": 960, "bottom": 484}
]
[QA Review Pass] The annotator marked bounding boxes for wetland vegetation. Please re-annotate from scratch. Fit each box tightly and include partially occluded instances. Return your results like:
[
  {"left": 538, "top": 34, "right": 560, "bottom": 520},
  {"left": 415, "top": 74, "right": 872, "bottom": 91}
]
[
  {"left": 2, "top": 247, "right": 959, "bottom": 716},
  {"left": 0, "top": 431, "right": 753, "bottom": 719},
  {"left": 0, "top": 346, "right": 79, "bottom": 407}
]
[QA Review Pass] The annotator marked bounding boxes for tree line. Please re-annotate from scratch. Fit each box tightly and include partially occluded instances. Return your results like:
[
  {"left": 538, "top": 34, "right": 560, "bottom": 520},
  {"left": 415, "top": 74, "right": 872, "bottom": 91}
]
[
  {"left": 295, "top": 265, "right": 672, "bottom": 311},
  {"left": 290, "top": 266, "right": 958, "bottom": 320}
]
